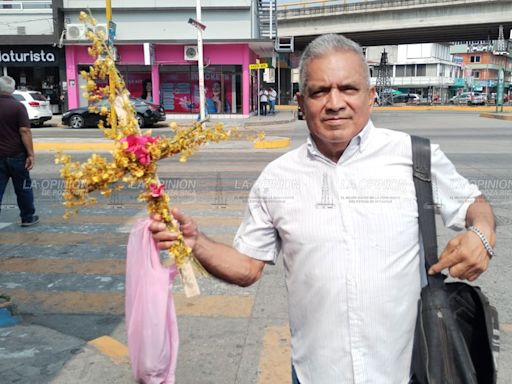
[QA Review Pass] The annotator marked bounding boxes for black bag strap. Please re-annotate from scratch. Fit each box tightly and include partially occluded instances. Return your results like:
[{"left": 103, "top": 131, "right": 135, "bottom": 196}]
[{"left": 411, "top": 135, "right": 444, "bottom": 287}]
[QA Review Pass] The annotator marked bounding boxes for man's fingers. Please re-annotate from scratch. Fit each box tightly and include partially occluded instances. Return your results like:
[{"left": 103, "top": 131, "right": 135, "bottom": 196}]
[
  {"left": 148, "top": 220, "right": 166, "bottom": 233},
  {"left": 156, "top": 240, "right": 176, "bottom": 250},
  {"left": 429, "top": 238, "right": 461, "bottom": 275},
  {"left": 152, "top": 230, "right": 179, "bottom": 242},
  {"left": 171, "top": 207, "right": 188, "bottom": 224},
  {"left": 429, "top": 257, "right": 454, "bottom": 275},
  {"left": 171, "top": 207, "right": 197, "bottom": 233},
  {"left": 150, "top": 213, "right": 162, "bottom": 221}
]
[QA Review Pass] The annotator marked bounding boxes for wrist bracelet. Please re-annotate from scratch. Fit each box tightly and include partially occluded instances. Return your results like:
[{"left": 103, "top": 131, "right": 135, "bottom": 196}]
[{"left": 468, "top": 226, "right": 496, "bottom": 259}]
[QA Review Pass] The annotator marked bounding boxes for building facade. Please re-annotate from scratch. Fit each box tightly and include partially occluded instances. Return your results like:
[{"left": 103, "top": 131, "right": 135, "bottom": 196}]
[
  {"left": 0, "top": 0, "right": 65, "bottom": 112},
  {"left": 367, "top": 43, "right": 463, "bottom": 103},
  {"left": 450, "top": 41, "right": 512, "bottom": 100},
  {"left": 62, "top": 0, "right": 274, "bottom": 116}
]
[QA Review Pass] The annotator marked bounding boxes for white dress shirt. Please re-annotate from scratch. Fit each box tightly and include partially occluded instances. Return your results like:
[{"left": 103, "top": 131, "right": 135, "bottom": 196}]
[{"left": 233, "top": 120, "right": 480, "bottom": 384}]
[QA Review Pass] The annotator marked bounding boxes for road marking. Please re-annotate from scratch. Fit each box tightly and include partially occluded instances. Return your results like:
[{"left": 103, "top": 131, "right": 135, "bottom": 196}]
[
  {"left": 88, "top": 336, "right": 129, "bottom": 365},
  {"left": 44, "top": 215, "right": 135, "bottom": 225},
  {"left": 0, "top": 257, "right": 126, "bottom": 275},
  {"left": 0, "top": 232, "right": 127, "bottom": 245},
  {"left": 176, "top": 294, "right": 254, "bottom": 317},
  {"left": 0, "top": 222, "right": 12, "bottom": 229},
  {"left": 4, "top": 289, "right": 254, "bottom": 317},
  {"left": 253, "top": 137, "right": 290, "bottom": 149},
  {"left": 258, "top": 325, "right": 291, "bottom": 384},
  {"left": 34, "top": 142, "right": 114, "bottom": 152},
  {"left": 0, "top": 230, "right": 233, "bottom": 246}
]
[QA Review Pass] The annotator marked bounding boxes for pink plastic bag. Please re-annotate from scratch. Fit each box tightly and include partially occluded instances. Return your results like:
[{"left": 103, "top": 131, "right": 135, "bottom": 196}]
[{"left": 125, "top": 219, "right": 179, "bottom": 384}]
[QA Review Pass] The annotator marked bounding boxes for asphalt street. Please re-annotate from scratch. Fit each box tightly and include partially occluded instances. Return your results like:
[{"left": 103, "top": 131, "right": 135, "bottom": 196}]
[{"left": 0, "top": 109, "right": 511, "bottom": 383}]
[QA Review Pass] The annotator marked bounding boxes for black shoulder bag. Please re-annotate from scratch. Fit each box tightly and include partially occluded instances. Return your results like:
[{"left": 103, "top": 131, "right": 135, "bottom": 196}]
[{"left": 410, "top": 135, "right": 500, "bottom": 384}]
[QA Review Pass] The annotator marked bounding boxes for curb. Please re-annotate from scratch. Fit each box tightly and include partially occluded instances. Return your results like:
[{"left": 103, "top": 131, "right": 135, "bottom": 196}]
[
  {"left": 373, "top": 105, "right": 512, "bottom": 112},
  {"left": 480, "top": 112, "right": 512, "bottom": 121}
]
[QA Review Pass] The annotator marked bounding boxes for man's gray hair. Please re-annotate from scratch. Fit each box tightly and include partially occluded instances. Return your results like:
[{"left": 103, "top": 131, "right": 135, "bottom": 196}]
[
  {"left": 298, "top": 34, "right": 369, "bottom": 94},
  {"left": 0, "top": 76, "right": 16, "bottom": 94}
]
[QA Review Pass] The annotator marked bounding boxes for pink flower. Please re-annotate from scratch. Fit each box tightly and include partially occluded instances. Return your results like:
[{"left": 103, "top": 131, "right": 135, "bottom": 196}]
[
  {"left": 149, "top": 182, "right": 164, "bottom": 197},
  {"left": 137, "top": 150, "right": 151, "bottom": 165},
  {"left": 120, "top": 134, "right": 158, "bottom": 165}
]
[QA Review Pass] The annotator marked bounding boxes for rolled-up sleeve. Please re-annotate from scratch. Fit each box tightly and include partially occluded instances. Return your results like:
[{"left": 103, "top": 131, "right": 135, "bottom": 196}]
[
  {"left": 233, "top": 180, "right": 281, "bottom": 264},
  {"left": 431, "top": 144, "right": 481, "bottom": 230}
]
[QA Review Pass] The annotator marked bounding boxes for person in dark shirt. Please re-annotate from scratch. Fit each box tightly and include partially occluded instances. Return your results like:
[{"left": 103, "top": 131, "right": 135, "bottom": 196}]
[{"left": 0, "top": 76, "right": 39, "bottom": 226}]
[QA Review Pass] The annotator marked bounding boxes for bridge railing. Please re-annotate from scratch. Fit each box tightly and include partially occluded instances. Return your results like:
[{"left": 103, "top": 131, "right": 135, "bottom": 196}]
[{"left": 277, "top": 0, "right": 478, "bottom": 19}]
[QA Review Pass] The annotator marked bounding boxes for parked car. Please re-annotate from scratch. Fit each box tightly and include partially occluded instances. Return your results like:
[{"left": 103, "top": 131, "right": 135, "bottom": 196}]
[
  {"left": 449, "top": 92, "right": 487, "bottom": 106},
  {"left": 12, "top": 90, "right": 53, "bottom": 127},
  {"left": 62, "top": 98, "right": 166, "bottom": 128},
  {"left": 392, "top": 93, "right": 421, "bottom": 104}
]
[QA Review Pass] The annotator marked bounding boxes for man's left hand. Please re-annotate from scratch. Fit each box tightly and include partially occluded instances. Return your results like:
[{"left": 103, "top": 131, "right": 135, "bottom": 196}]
[
  {"left": 25, "top": 155, "right": 34, "bottom": 170},
  {"left": 429, "top": 230, "right": 491, "bottom": 281}
]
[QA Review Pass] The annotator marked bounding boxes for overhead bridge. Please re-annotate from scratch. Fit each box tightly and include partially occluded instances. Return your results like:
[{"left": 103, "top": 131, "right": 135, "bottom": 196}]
[{"left": 277, "top": 0, "right": 512, "bottom": 48}]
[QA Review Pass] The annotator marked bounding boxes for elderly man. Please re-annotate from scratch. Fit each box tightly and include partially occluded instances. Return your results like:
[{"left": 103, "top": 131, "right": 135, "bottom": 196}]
[
  {"left": 150, "top": 34, "right": 495, "bottom": 383},
  {"left": 0, "top": 76, "right": 39, "bottom": 226}
]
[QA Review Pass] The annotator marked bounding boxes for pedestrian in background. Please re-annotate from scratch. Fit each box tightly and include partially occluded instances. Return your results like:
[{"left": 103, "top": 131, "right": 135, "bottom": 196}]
[
  {"left": 259, "top": 88, "right": 268, "bottom": 116},
  {"left": 268, "top": 87, "right": 277, "bottom": 114},
  {"left": 0, "top": 76, "right": 39, "bottom": 226},
  {"left": 150, "top": 34, "right": 495, "bottom": 383}
]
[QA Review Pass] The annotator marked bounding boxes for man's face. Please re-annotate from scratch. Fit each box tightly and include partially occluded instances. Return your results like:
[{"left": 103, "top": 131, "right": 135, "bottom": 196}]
[{"left": 297, "top": 50, "right": 376, "bottom": 155}]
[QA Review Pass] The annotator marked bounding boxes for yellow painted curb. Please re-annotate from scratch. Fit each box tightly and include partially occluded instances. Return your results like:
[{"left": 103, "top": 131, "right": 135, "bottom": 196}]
[
  {"left": 253, "top": 137, "right": 290, "bottom": 149},
  {"left": 374, "top": 105, "right": 512, "bottom": 112},
  {"left": 502, "top": 323, "right": 512, "bottom": 333},
  {"left": 88, "top": 335, "right": 129, "bottom": 365},
  {"left": 35, "top": 142, "right": 114, "bottom": 151},
  {"left": 275, "top": 105, "right": 298, "bottom": 111}
]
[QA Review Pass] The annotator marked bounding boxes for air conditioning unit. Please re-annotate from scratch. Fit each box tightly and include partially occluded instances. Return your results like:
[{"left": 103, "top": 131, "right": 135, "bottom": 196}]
[
  {"left": 66, "top": 24, "right": 86, "bottom": 40},
  {"left": 94, "top": 24, "right": 108, "bottom": 39},
  {"left": 184, "top": 45, "right": 199, "bottom": 61}
]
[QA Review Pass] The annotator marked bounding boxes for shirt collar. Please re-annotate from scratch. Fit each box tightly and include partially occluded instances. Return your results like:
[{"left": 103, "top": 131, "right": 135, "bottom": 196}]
[{"left": 306, "top": 119, "right": 374, "bottom": 162}]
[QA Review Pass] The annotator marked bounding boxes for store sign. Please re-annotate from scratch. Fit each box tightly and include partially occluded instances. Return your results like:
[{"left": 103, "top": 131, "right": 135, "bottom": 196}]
[
  {"left": 0, "top": 46, "right": 59, "bottom": 66},
  {"left": 453, "top": 78, "right": 465, "bottom": 87},
  {"left": 249, "top": 63, "right": 268, "bottom": 70}
]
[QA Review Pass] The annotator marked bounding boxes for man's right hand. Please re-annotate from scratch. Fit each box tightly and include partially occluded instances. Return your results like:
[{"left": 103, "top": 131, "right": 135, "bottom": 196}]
[{"left": 149, "top": 208, "right": 199, "bottom": 251}]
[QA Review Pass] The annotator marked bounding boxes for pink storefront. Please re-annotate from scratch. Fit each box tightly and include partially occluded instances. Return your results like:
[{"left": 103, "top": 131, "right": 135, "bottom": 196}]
[{"left": 65, "top": 43, "right": 261, "bottom": 115}]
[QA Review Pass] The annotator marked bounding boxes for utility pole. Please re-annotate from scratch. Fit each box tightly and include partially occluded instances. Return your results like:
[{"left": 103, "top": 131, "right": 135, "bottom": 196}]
[
  {"left": 106, "top": 0, "right": 112, "bottom": 23},
  {"left": 196, "top": 0, "right": 206, "bottom": 121},
  {"left": 493, "top": 25, "right": 508, "bottom": 113},
  {"left": 105, "top": 0, "right": 117, "bottom": 130}
]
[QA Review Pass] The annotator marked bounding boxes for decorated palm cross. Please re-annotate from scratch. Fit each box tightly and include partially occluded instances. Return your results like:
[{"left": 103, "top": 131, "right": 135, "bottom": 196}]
[{"left": 56, "top": 12, "right": 233, "bottom": 297}]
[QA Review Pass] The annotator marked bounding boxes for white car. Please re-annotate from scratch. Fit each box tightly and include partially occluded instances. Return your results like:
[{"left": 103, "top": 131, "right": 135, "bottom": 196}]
[{"left": 12, "top": 90, "right": 53, "bottom": 127}]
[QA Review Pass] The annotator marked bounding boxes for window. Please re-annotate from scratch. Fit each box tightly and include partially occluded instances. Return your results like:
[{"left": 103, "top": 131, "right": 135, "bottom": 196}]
[
  {"left": 395, "top": 65, "right": 405, "bottom": 77},
  {"left": 159, "top": 65, "right": 242, "bottom": 113},
  {"left": 473, "top": 71, "right": 480, "bottom": 78},
  {"left": 470, "top": 56, "right": 481, "bottom": 63},
  {"left": 416, "top": 64, "right": 426, "bottom": 76},
  {"left": 406, "top": 65, "right": 415, "bottom": 76}
]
